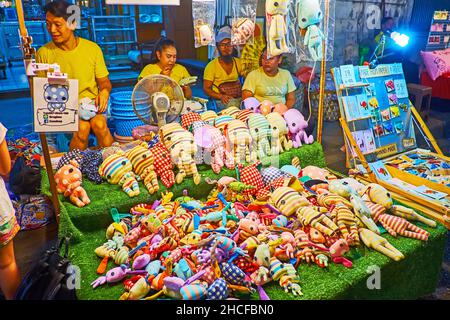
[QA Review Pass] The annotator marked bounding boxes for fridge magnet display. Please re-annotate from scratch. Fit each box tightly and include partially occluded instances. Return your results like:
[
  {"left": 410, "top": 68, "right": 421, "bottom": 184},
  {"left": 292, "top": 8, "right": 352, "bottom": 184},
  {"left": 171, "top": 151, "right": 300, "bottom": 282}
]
[
  {"left": 390, "top": 106, "right": 400, "bottom": 118},
  {"left": 394, "top": 121, "right": 404, "bottom": 134},
  {"left": 381, "top": 109, "right": 391, "bottom": 121},
  {"left": 385, "top": 79, "right": 395, "bottom": 92},
  {"left": 356, "top": 94, "right": 371, "bottom": 118},
  {"left": 369, "top": 97, "right": 379, "bottom": 109},
  {"left": 382, "top": 122, "right": 395, "bottom": 135},
  {"left": 374, "top": 124, "right": 384, "bottom": 137},
  {"left": 388, "top": 93, "right": 398, "bottom": 105},
  {"left": 371, "top": 109, "right": 382, "bottom": 122}
]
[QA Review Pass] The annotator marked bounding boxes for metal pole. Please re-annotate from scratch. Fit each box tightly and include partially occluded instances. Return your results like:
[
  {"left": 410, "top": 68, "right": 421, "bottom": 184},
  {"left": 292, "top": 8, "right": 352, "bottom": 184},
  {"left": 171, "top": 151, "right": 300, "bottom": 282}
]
[{"left": 14, "top": 0, "right": 61, "bottom": 224}]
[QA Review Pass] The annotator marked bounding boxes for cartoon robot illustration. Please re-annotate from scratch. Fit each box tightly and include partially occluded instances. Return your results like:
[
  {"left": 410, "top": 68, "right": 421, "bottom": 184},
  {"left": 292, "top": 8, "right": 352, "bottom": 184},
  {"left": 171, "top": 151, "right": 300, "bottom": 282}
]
[{"left": 44, "top": 83, "right": 69, "bottom": 112}]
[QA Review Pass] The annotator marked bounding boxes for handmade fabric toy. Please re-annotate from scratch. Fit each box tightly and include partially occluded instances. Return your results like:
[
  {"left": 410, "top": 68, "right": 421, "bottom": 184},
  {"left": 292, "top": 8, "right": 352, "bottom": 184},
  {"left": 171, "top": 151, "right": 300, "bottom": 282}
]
[
  {"left": 125, "top": 142, "right": 159, "bottom": 195},
  {"left": 390, "top": 205, "right": 437, "bottom": 228},
  {"left": 260, "top": 166, "right": 290, "bottom": 186},
  {"left": 266, "top": 0, "right": 290, "bottom": 57},
  {"left": 80, "top": 149, "right": 103, "bottom": 184},
  {"left": 297, "top": 206, "right": 339, "bottom": 236},
  {"left": 361, "top": 183, "right": 393, "bottom": 209},
  {"left": 236, "top": 161, "right": 266, "bottom": 198},
  {"left": 200, "top": 110, "right": 217, "bottom": 125},
  {"left": 214, "top": 115, "right": 235, "bottom": 133},
  {"left": 273, "top": 103, "right": 288, "bottom": 115},
  {"left": 232, "top": 18, "right": 255, "bottom": 45},
  {"left": 223, "top": 119, "right": 256, "bottom": 163},
  {"left": 56, "top": 149, "right": 83, "bottom": 171},
  {"left": 181, "top": 112, "right": 202, "bottom": 131},
  {"left": 236, "top": 109, "right": 254, "bottom": 123},
  {"left": 79, "top": 98, "right": 98, "bottom": 121},
  {"left": 331, "top": 204, "right": 359, "bottom": 246},
  {"left": 359, "top": 228, "right": 404, "bottom": 261},
  {"left": 101, "top": 143, "right": 123, "bottom": 161},
  {"left": 266, "top": 112, "right": 293, "bottom": 154},
  {"left": 368, "top": 206, "right": 430, "bottom": 241},
  {"left": 283, "top": 109, "right": 314, "bottom": 147},
  {"left": 55, "top": 159, "right": 90, "bottom": 207},
  {"left": 98, "top": 153, "right": 140, "bottom": 197},
  {"left": 300, "top": 166, "right": 337, "bottom": 181},
  {"left": 149, "top": 142, "right": 176, "bottom": 188},
  {"left": 247, "top": 113, "right": 272, "bottom": 160},
  {"left": 297, "top": 0, "right": 325, "bottom": 61},
  {"left": 242, "top": 97, "right": 261, "bottom": 113},
  {"left": 191, "top": 120, "right": 234, "bottom": 173},
  {"left": 271, "top": 187, "right": 309, "bottom": 217},
  {"left": 260, "top": 100, "right": 274, "bottom": 116},
  {"left": 218, "top": 106, "right": 241, "bottom": 118},
  {"left": 194, "top": 21, "right": 214, "bottom": 47},
  {"left": 159, "top": 123, "right": 201, "bottom": 185},
  {"left": 350, "top": 193, "right": 380, "bottom": 235}
]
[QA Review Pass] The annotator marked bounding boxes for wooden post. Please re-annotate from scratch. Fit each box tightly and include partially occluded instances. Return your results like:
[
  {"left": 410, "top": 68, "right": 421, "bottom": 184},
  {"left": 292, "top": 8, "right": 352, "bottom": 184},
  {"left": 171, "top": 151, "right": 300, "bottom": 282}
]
[
  {"left": 15, "top": 0, "right": 61, "bottom": 223},
  {"left": 410, "top": 106, "right": 444, "bottom": 155},
  {"left": 317, "top": 0, "right": 329, "bottom": 143}
]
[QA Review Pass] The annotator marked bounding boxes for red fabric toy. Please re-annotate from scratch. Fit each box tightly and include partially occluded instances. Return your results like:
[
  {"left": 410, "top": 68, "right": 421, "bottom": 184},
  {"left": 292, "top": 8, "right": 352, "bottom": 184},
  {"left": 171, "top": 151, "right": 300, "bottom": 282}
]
[
  {"left": 181, "top": 112, "right": 202, "bottom": 131},
  {"left": 149, "top": 142, "right": 176, "bottom": 188}
]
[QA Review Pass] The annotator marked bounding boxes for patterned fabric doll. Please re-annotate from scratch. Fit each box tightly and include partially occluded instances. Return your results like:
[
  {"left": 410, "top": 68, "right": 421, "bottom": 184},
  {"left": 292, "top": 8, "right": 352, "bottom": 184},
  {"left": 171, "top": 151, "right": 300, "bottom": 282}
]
[
  {"left": 98, "top": 152, "right": 140, "bottom": 197},
  {"left": 55, "top": 160, "right": 90, "bottom": 207},
  {"left": 80, "top": 149, "right": 103, "bottom": 184},
  {"left": 149, "top": 142, "right": 176, "bottom": 189},
  {"left": 125, "top": 142, "right": 159, "bottom": 194},
  {"left": 56, "top": 149, "right": 83, "bottom": 171}
]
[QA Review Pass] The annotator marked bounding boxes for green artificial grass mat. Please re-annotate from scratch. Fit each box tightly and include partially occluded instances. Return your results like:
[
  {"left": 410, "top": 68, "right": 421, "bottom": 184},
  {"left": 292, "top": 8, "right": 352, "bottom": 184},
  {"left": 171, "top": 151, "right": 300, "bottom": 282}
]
[
  {"left": 70, "top": 223, "right": 447, "bottom": 300},
  {"left": 41, "top": 142, "right": 326, "bottom": 243}
]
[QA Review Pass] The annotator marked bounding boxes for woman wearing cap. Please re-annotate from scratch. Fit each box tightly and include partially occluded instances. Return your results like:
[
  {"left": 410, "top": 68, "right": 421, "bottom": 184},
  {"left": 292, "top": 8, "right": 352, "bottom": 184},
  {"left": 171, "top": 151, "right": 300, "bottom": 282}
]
[
  {"left": 203, "top": 26, "right": 243, "bottom": 111},
  {"left": 139, "top": 37, "right": 192, "bottom": 99},
  {"left": 242, "top": 48, "right": 296, "bottom": 108}
]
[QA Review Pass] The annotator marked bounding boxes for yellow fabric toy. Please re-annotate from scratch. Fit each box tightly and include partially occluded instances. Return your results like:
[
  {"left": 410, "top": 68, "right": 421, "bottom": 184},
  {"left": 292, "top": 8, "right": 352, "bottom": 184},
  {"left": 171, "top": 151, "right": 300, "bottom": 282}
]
[
  {"left": 125, "top": 141, "right": 159, "bottom": 195},
  {"left": 359, "top": 228, "right": 404, "bottom": 261}
]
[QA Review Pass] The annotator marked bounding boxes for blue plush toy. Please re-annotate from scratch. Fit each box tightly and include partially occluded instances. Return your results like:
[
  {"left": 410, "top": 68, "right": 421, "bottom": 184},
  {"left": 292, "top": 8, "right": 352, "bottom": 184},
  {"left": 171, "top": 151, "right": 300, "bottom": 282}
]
[
  {"left": 297, "top": 0, "right": 325, "bottom": 61},
  {"left": 79, "top": 98, "right": 98, "bottom": 121}
]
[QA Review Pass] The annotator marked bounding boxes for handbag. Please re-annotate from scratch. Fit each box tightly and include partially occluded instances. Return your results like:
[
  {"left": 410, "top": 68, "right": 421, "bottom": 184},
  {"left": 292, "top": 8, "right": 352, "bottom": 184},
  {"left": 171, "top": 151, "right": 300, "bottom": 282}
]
[
  {"left": 215, "top": 58, "right": 242, "bottom": 99},
  {"left": 15, "top": 236, "right": 78, "bottom": 300}
]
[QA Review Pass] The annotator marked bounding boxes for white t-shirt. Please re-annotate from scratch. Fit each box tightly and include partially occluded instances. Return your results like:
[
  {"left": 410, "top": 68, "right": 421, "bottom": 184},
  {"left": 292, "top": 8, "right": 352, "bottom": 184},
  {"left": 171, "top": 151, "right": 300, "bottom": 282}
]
[{"left": 0, "top": 123, "right": 14, "bottom": 226}]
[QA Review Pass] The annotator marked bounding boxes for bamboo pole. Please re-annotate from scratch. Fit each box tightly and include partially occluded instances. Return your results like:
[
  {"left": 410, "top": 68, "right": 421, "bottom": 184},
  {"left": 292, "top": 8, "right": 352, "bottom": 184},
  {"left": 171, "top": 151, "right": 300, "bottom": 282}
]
[
  {"left": 316, "top": 0, "right": 329, "bottom": 143},
  {"left": 15, "top": 0, "right": 61, "bottom": 224},
  {"left": 410, "top": 106, "right": 444, "bottom": 155}
]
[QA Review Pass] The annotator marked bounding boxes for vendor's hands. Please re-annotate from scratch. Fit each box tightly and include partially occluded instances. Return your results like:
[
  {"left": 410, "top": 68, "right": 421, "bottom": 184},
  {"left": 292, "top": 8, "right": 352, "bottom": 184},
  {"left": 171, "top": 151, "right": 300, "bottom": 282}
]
[
  {"left": 220, "top": 94, "right": 233, "bottom": 105},
  {"left": 95, "top": 89, "right": 110, "bottom": 113}
]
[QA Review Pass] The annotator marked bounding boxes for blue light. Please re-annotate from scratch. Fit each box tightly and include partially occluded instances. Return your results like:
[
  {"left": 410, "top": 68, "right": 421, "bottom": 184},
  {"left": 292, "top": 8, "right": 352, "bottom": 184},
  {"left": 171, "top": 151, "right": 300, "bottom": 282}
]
[{"left": 391, "top": 32, "right": 410, "bottom": 47}]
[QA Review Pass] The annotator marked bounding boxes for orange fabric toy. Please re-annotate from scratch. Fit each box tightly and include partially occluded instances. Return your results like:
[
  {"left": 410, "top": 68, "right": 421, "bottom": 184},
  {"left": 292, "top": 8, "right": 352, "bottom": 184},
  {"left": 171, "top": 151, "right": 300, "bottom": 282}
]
[{"left": 55, "top": 159, "right": 90, "bottom": 207}]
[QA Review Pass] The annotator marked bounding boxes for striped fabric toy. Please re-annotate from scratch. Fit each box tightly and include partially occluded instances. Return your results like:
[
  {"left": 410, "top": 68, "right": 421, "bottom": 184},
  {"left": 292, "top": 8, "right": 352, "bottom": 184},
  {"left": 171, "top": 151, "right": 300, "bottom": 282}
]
[
  {"left": 125, "top": 142, "right": 159, "bottom": 194},
  {"left": 332, "top": 203, "right": 360, "bottom": 246},
  {"left": 271, "top": 187, "right": 309, "bottom": 217},
  {"left": 297, "top": 207, "right": 339, "bottom": 236},
  {"left": 236, "top": 109, "right": 253, "bottom": 123},
  {"left": 98, "top": 153, "right": 140, "bottom": 197},
  {"left": 269, "top": 257, "right": 287, "bottom": 281},
  {"left": 200, "top": 110, "right": 218, "bottom": 125},
  {"left": 218, "top": 106, "right": 241, "bottom": 118},
  {"left": 247, "top": 113, "right": 271, "bottom": 160},
  {"left": 223, "top": 119, "right": 255, "bottom": 163},
  {"left": 214, "top": 115, "right": 234, "bottom": 132},
  {"left": 317, "top": 193, "right": 352, "bottom": 210},
  {"left": 180, "top": 284, "right": 207, "bottom": 300}
]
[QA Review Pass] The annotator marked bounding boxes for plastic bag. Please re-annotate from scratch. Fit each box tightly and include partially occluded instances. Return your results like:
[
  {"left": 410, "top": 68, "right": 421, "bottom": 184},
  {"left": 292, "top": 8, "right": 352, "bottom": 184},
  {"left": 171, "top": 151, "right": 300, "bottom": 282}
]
[
  {"left": 231, "top": 0, "right": 258, "bottom": 46},
  {"left": 192, "top": 0, "right": 216, "bottom": 48},
  {"left": 295, "top": 0, "right": 335, "bottom": 62},
  {"left": 266, "top": 0, "right": 294, "bottom": 58}
]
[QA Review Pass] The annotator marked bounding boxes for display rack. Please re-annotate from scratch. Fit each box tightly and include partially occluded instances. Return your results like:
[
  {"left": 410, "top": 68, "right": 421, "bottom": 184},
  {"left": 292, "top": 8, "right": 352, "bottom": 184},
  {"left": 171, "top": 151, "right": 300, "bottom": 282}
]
[
  {"left": 331, "top": 63, "right": 450, "bottom": 228},
  {"left": 89, "top": 15, "right": 137, "bottom": 71},
  {"left": 0, "top": 20, "right": 49, "bottom": 65},
  {"left": 425, "top": 10, "right": 450, "bottom": 51}
]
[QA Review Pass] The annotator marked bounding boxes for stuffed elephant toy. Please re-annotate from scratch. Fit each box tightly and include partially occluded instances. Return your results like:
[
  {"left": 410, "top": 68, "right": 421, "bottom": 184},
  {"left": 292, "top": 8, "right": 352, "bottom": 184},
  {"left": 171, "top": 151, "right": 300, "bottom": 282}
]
[
  {"left": 223, "top": 119, "right": 256, "bottom": 163},
  {"left": 283, "top": 109, "right": 314, "bottom": 147},
  {"left": 266, "top": 0, "right": 290, "bottom": 57},
  {"left": 99, "top": 152, "right": 140, "bottom": 197},
  {"left": 266, "top": 112, "right": 293, "bottom": 155},
  {"left": 247, "top": 113, "right": 272, "bottom": 160}
]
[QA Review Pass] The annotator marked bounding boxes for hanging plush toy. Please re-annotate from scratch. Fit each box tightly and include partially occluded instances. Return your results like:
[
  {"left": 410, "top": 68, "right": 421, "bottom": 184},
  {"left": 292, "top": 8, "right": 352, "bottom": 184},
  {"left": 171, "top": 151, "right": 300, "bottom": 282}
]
[
  {"left": 125, "top": 142, "right": 159, "bottom": 195},
  {"left": 297, "top": 0, "right": 325, "bottom": 61},
  {"left": 232, "top": 18, "right": 256, "bottom": 45},
  {"left": 99, "top": 153, "right": 140, "bottom": 197},
  {"left": 266, "top": 0, "right": 290, "bottom": 57},
  {"left": 55, "top": 159, "right": 90, "bottom": 207}
]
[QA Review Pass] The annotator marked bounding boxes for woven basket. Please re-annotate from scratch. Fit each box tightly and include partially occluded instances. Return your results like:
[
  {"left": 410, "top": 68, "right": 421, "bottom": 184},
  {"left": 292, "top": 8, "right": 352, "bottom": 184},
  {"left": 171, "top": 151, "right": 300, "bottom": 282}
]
[{"left": 114, "top": 118, "right": 146, "bottom": 137}]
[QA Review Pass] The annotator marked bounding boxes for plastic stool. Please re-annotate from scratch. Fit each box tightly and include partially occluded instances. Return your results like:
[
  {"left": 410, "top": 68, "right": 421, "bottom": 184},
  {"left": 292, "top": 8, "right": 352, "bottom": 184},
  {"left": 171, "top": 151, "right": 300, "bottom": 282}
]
[{"left": 407, "top": 83, "right": 432, "bottom": 120}]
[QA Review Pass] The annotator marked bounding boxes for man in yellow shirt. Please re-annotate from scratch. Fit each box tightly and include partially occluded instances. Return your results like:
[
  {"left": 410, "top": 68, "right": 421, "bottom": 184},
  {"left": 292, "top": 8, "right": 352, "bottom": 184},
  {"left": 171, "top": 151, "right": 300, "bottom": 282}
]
[
  {"left": 36, "top": 0, "right": 114, "bottom": 150},
  {"left": 203, "top": 26, "right": 242, "bottom": 110},
  {"left": 242, "top": 48, "right": 296, "bottom": 107},
  {"left": 138, "top": 38, "right": 192, "bottom": 99}
]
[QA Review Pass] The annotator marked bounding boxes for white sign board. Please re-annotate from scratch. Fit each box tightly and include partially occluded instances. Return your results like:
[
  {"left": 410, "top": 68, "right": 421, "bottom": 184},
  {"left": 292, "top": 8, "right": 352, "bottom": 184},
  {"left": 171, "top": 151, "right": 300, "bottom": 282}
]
[
  {"left": 105, "top": 0, "right": 180, "bottom": 5},
  {"left": 33, "top": 77, "right": 79, "bottom": 133}
]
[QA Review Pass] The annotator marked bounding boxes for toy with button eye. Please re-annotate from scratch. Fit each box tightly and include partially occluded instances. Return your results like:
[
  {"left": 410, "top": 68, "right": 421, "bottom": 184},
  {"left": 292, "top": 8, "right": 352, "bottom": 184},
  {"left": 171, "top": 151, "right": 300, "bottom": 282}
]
[
  {"left": 99, "top": 153, "right": 140, "bottom": 197},
  {"left": 194, "top": 20, "right": 214, "bottom": 47},
  {"left": 232, "top": 18, "right": 255, "bottom": 45}
]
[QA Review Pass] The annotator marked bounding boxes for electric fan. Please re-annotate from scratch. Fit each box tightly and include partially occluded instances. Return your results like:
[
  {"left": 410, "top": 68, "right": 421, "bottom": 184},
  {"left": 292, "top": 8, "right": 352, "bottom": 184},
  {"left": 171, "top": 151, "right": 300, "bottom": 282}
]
[{"left": 132, "top": 74, "right": 185, "bottom": 127}]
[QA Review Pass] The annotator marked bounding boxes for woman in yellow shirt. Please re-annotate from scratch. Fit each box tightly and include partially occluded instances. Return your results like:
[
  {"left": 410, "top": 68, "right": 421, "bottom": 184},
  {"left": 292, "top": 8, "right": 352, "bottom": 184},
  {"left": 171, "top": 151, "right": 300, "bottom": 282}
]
[
  {"left": 139, "top": 38, "right": 192, "bottom": 99},
  {"left": 203, "top": 26, "right": 242, "bottom": 110}
]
